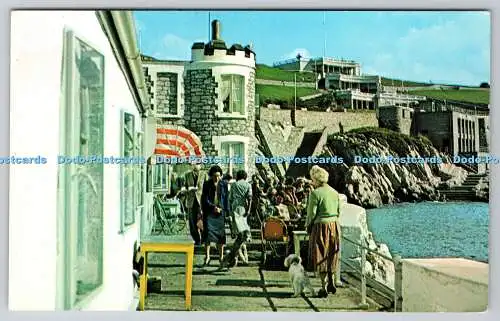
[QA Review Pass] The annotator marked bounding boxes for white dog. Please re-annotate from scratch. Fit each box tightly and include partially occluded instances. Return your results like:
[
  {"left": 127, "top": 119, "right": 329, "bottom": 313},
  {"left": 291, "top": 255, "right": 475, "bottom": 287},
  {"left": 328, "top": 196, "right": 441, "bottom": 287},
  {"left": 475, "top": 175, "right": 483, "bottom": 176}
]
[{"left": 284, "top": 254, "right": 316, "bottom": 298}]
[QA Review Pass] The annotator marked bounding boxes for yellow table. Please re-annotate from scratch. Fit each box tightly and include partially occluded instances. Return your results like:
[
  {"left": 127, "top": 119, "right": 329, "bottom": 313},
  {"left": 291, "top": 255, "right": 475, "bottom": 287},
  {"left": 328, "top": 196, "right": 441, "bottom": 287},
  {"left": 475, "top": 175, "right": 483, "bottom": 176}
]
[
  {"left": 138, "top": 235, "right": 194, "bottom": 311},
  {"left": 292, "top": 230, "right": 308, "bottom": 256}
]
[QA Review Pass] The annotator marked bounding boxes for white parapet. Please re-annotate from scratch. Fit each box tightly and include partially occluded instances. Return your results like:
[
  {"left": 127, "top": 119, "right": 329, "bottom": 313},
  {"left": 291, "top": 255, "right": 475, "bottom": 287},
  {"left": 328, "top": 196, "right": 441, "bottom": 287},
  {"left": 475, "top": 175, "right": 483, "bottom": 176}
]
[
  {"left": 191, "top": 47, "right": 256, "bottom": 69},
  {"left": 401, "top": 258, "right": 488, "bottom": 312},
  {"left": 338, "top": 194, "right": 395, "bottom": 289}
]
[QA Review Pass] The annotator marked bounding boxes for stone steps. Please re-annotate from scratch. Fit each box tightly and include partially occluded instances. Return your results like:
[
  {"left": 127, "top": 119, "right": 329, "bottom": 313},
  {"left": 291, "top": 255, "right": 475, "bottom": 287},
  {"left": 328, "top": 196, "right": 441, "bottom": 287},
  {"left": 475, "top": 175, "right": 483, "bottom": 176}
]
[{"left": 436, "top": 172, "right": 488, "bottom": 201}]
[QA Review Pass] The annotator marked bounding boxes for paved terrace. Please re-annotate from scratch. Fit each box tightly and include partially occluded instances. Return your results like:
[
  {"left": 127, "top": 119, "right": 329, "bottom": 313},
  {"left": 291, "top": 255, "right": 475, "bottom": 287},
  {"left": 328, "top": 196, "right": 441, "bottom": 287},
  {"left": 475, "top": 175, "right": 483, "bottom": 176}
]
[{"left": 142, "top": 249, "right": 382, "bottom": 312}]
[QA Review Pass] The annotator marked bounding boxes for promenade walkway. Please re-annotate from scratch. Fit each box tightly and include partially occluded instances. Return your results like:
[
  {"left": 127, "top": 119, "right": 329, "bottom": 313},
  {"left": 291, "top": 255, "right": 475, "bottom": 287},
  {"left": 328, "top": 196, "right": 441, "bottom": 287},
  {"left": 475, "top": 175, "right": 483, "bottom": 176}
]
[{"left": 142, "top": 250, "right": 382, "bottom": 312}]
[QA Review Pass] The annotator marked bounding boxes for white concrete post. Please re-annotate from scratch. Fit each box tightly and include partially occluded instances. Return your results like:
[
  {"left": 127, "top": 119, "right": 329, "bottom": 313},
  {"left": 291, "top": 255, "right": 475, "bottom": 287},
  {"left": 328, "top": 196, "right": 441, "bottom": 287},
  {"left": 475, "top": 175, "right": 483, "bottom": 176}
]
[
  {"left": 359, "top": 246, "right": 368, "bottom": 309},
  {"left": 394, "top": 255, "right": 403, "bottom": 312}
]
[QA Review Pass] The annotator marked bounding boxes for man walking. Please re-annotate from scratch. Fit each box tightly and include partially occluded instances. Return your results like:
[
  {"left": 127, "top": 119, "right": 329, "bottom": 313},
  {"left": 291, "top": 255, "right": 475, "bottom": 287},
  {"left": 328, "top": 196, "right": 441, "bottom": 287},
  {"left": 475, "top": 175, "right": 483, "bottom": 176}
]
[{"left": 184, "top": 162, "right": 206, "bottom": 245}]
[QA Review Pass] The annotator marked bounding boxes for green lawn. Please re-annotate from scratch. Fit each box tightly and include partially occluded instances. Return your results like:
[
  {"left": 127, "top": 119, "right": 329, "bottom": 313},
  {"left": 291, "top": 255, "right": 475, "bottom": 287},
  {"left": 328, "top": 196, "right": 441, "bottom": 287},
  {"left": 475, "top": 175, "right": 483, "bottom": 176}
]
[
  {"left": 256, "top": 64, "right": 317, "bottom": 83},
  {"left": 410, "top": 89, "right": 490, "bottom": 105},
  {"left": 256, "top": 84, "right": 320, "bottom": 104}
]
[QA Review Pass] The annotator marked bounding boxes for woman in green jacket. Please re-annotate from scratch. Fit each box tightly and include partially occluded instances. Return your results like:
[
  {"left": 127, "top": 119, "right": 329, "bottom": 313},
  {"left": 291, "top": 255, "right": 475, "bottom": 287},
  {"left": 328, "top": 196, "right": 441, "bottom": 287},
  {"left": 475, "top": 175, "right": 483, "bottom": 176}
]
[{"left": 306, "top": 165, "right": 342, "bottom": 298}]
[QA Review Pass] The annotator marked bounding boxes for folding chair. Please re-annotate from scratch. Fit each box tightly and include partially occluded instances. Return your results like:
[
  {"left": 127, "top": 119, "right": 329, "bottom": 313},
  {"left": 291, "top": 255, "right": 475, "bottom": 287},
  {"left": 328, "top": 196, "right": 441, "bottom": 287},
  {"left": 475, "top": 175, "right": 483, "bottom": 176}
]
[{"left": 153, "top": 197, "right": 168, "bottom": 235}]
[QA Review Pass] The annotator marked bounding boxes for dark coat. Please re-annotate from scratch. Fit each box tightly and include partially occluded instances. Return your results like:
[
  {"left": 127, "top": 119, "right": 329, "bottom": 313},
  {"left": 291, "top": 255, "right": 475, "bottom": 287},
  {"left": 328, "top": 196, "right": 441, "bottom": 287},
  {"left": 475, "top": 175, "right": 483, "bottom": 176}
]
[{"left": 201, "top": 179, "right": 229, "bottom": 217}]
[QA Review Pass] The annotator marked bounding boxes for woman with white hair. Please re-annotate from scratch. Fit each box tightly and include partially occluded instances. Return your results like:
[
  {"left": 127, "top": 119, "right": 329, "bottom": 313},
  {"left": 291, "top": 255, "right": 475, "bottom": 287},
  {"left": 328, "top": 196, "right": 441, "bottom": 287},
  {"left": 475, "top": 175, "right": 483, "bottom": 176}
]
[{"left": 306, "top": 165, "right": 342, "bottom": 298}]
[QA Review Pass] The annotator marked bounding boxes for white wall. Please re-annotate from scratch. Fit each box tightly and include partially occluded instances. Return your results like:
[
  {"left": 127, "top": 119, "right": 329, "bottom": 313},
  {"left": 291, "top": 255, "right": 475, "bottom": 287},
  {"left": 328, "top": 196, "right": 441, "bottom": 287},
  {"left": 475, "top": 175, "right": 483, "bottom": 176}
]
[
  {"left": 191, "top": 48, "right": 255, "bottom": 68},
  {"left": 10, "top": 10, "right": 142, "bottom": 311},
  {"left": 402, "top": 258, "right": 488, "bottom": 312}
]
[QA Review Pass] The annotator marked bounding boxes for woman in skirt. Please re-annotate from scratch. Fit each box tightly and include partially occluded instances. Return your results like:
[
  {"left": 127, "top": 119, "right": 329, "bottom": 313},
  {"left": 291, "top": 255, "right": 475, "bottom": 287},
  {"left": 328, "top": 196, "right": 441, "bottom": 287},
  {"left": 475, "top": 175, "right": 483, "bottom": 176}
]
[
  {"left": 201, "top": 165, "right": 228, "bottom": 267},
  {"left": 305, "top": 165, "right": 342, "bottom": 298}
]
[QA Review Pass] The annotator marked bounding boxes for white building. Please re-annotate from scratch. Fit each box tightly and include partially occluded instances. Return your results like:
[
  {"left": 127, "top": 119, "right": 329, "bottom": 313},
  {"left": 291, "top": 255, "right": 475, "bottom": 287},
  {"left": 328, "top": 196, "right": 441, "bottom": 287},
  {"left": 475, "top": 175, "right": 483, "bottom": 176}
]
[{"left": 9, "top": 10, "right": 156, "bottom": 310}]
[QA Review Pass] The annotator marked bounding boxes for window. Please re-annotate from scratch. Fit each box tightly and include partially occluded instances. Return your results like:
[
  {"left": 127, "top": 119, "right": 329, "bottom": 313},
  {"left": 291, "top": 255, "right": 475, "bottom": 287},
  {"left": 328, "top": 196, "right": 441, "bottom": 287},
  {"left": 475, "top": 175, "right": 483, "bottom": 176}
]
[
  {"left": 59, "top": 29, "right": 105, "bottom": 309},
  {"left": 136, "top": 132, "right": 144, "bottom": 207},
  {"left": 220, "top": 74, "right": 245, "bottom": 114},
  {"left": 121, "top": 111, "right": 136, "bottom": 230},
  {"left": 221, "top": 142, "right": 245, "bottom": 176},
  {"left": 153, "top": 162, "right": 171, "bottom": 193}
]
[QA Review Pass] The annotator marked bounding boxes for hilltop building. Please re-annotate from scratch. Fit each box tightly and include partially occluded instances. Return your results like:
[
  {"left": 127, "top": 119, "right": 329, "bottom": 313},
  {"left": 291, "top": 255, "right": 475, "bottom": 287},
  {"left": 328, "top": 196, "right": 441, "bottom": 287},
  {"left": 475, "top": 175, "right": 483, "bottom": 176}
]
[
  {"left": 274, "top": 54, "right": 427, "bottom": 111},
  {"left": 273, "top": 55, "right": 361, "bottom": 77}
]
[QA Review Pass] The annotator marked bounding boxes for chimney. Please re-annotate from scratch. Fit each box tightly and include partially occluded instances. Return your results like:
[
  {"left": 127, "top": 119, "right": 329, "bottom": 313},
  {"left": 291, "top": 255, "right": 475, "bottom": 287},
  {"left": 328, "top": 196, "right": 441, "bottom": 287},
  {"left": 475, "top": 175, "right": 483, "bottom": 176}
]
[{"left": 211, "top": 20, "right": 221, "bottom": 41}]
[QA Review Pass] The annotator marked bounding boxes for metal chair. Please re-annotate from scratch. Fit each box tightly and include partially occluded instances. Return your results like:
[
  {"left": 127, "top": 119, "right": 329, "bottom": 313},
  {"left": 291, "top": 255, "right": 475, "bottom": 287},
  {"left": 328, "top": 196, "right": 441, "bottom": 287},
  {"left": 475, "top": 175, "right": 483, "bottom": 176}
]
[{"left": 260, "top": 216, "right": 288, "bottom": 266}]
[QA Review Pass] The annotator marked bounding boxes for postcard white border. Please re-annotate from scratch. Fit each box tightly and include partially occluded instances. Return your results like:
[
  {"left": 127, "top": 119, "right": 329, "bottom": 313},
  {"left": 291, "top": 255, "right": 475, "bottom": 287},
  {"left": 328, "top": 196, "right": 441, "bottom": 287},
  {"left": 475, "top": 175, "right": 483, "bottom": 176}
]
[{"left": 1, "top": 1, "right": 498, "bottom": 321}]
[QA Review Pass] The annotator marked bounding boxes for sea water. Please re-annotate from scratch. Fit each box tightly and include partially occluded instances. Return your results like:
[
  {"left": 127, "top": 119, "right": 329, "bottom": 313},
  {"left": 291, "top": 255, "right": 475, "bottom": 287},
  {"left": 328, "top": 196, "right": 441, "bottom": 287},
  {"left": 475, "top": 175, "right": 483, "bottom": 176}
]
[{"left": 366, "top": 202, "right": 489, "bottom": 262}]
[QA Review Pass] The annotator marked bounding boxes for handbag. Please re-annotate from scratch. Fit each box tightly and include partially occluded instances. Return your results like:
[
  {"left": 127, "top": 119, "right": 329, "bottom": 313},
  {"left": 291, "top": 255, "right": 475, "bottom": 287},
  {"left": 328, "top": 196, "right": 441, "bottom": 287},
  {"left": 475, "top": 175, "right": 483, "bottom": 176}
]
[
  {"left": 196, "top": 211, "right": 204, "bottom": 231},
  {"left": 196, "top": 218, "right": 204, "bottom": 231}
]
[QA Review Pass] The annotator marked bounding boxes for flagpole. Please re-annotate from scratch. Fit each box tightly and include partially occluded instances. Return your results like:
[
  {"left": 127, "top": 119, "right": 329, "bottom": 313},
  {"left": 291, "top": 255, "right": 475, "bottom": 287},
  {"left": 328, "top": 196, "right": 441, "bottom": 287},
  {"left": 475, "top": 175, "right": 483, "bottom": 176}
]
[
  {"left": 139, "top": 29, "right": 142, "bottom": 53},
  {"left": 208, "top": 12, "right": 211, "bottom": 41}
]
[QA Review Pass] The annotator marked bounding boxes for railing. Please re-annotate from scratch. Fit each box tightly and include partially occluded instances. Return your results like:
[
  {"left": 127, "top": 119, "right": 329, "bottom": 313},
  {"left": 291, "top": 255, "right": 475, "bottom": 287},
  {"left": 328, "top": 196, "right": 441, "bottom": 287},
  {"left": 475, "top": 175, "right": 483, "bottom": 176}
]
[
  {"left": 328, "top": 73, "right": 380, "bottom": 83},
  {"left": 419, "top": 100, "right": 489, "bottom": 116},
  {"left": 340, "top": 235, "right": 403, "bottom": 311},
  {"left": 273, "top": 58, "right": 300, "bottom": 67}
]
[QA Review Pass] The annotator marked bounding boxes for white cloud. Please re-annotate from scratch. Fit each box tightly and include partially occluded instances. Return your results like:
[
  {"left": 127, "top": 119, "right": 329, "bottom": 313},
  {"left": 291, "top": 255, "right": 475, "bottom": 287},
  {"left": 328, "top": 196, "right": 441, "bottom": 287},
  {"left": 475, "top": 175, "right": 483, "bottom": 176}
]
[
  {"left": 283, "top": 48, "right": 311, "bottom": 60},
  {"left": 135, "top": 19, "right": 146, "bottom": 32},
  {"left": 363, "top": 14, "right": 490, "bottom": 85},
  {"left": 148, "top": 33, "right": 205, "bottom": 61}
]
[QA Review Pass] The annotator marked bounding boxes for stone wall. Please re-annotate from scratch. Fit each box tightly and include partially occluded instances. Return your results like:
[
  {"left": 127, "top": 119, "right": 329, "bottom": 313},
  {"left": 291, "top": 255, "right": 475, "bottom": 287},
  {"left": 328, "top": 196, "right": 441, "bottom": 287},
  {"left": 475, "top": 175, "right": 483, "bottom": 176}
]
[
  {"left": 143, "top": 66, "right": 154, "bottom": 109},
  {"left": 184, "top": 69, "right": 257, "bottom": 175},
  {"left": 256, "top": 120, "right": 305, "bottom": 177},
  {"left": 255, "top": 78, "right": 316, "bottom": 88},
  {"left": 414, "top": 112, "right": 451, "bottom": 152},
  {"left": 260, "top": 108, "right": 377, "bottom": 135},
  {"left": 378, "top": 106, "right": 413, "bottom": 135},
  {"left": 155, "top": 72, "right": 178, "bottom": 115}
]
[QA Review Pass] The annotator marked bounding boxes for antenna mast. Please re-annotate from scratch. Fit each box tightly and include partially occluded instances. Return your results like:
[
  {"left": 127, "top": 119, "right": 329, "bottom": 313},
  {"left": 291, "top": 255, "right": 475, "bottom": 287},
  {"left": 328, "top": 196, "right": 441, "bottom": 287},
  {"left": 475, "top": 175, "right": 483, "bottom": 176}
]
[{"left": 323, "top": 11, "right": 327, "bottom": 57}]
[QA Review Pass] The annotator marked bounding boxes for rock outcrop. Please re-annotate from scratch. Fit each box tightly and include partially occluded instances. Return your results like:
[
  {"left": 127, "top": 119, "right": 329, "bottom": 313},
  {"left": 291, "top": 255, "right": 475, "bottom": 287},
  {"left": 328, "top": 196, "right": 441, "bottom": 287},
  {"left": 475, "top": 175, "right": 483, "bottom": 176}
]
[
  {"left": 474, "top": 177, "right": 489, "bottom": 202},
  {"left": 339, "top": 194, "right": 395, "bottom": 289},
  {"left": 323, "top": 128, "right": 468, "bottom": 208}
]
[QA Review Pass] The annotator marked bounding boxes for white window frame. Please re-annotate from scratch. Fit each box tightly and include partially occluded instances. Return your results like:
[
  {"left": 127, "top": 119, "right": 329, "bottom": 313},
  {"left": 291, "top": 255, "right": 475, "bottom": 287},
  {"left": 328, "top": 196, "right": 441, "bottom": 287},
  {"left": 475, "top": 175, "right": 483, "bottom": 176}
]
[
  {"left": 120, "top": 110, "right": 137, "bottom": 232},
  {"left": 216, "top": 73, "right": 247, "bottom": 119},
  {"left": 151, "top": 67, "right": 183, "bottom": 119},
  {"left": 57, "top": 28, "right": 105, "bottom": 310},
  {"left": 136, "top": 131, "right": 144, "bottom": 209},
  {"left": 212, "top": 135, "right": 249, "bottom": 175},
  {"left": 152, "top": 161, "right": 171, "bottom": 194}
]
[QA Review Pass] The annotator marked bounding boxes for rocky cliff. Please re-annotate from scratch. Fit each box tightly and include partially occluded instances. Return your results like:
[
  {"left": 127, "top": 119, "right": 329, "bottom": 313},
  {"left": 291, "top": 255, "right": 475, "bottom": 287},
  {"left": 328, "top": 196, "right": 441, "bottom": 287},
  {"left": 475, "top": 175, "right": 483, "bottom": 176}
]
[{"left": 321, "top": 127, "right": 468, "bottom": 208}]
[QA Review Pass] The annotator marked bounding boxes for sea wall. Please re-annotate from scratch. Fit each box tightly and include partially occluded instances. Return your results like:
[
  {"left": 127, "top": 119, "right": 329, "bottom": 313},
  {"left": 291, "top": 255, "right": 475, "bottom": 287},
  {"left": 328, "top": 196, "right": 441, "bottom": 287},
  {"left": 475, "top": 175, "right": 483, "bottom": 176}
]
[
  {"left": 260, "top": 108, "right": 377, "bottom": 134},
  {"left": 339, "top": 194, "right": 395, "bottom": 289}
]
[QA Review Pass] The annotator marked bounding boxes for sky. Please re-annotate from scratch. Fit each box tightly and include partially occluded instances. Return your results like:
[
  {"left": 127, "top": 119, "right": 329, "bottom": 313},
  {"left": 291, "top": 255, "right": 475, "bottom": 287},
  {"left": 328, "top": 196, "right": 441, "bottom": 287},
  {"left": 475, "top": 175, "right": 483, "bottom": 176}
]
[{"left": 133, "top": 10, "right": 490, "bottom": 86}]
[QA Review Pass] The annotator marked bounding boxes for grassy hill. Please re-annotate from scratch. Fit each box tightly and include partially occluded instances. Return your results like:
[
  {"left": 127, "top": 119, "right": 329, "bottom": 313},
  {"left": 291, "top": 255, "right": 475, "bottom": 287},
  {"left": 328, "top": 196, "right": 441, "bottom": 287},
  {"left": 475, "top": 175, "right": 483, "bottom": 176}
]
[
  {"left": 410, "top": 89, "right": 490, "bottom": 105},
  {"left": 256, "top": 84, "right": 320, "bottom": 104},
  {"left": 256, "top": 64, "right": 316, "bottom": 82},
  {"left": 255, "top": 65, "right": 489, "bottom": 105}
]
